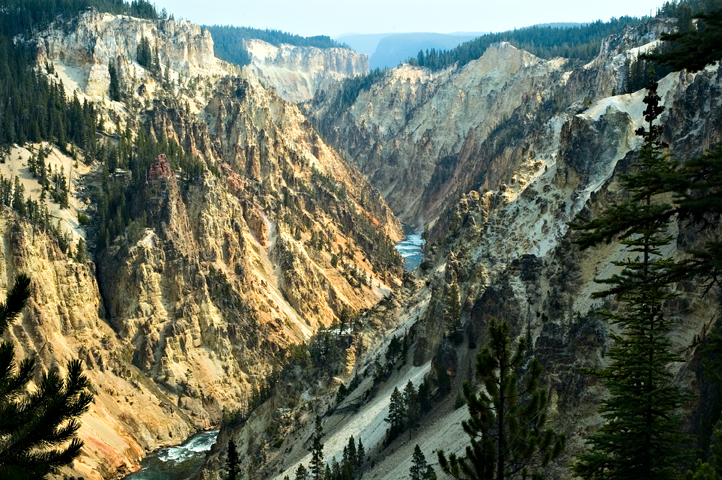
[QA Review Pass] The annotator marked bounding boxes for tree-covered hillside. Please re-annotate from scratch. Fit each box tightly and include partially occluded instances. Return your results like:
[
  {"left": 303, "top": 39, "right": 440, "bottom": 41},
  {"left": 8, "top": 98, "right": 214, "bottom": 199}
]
[
  {"left": 0, "top": 0, "right": 158, "bottom": 37},
  {"left": 0, "top": 0, "right": 206, "bottom": 256},
  {"left": 204, "top": 25, "right": 348, "bottom": 67},
  {"left": 408, "top": 0, "right": 719, "bottom": 71},
  {"left": 408, "top": 17, "right": 643, "bottom": 71}
]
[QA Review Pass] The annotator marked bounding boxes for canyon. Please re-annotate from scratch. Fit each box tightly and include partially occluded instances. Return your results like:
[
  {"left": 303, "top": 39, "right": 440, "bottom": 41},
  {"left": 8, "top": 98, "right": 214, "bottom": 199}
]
[
  {"left": 0, "top": 5, "right": 719, "bottom": 480},
  {"left": 6, "top": 8, "right": 401, "bottom": 479}
]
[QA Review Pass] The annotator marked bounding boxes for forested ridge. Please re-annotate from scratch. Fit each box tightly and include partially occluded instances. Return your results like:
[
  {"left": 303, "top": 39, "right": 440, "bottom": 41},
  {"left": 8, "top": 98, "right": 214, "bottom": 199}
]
[
  {"left": 409, "top": 0, "right": 718, "bottom": 71},
  {"left": 0, "top": 0, "right": 210, "bottom": 259},
  {"left": 204, "top": 25, "right": 348, "bottom": 67},
  {"left": 314, "top": 0, "right": 717, "bottom": 113},
  {"left": 408, "top": 16, "right": 643, "bottom": 70}
]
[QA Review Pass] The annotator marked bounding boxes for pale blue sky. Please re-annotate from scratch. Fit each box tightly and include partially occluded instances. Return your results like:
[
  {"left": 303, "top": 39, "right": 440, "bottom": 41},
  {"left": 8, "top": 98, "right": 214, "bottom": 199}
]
[{"left": 153, "top": 0, "right": 667, "bottom": 37}]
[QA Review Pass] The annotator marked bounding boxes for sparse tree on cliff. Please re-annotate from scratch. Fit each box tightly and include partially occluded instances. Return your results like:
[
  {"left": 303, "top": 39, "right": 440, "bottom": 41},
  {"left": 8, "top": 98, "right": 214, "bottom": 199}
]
[
  {"left": 445, "top": 281, "right": 462, "bottom": 338},
  {"left": 295, "top": 463, "right": 309, "bottom": 480},
  {"left": 385, "top": 387, "right": 406, "bottom": 443},
  {"left": 108, "top": 62, "right": 121, "bottom": 102},
  {"left": 356, "top": 438, "right": 365, "bottom": 468},
  {"left": 404, "top": 380, "right": 421, "bottom": 432},
  {"left": 410, "top": 444, "right": 437, "bottom": 480},
  {"left": 570, "top": 78, "right": 691, "bottom": 480},
  {"left": 438, "top": 318, "right": 565, "bottom": 480},
  {"left": 0, "top": 274, "right": 94, "bottom": 478},
  {"left": 309, "top": 415, "right": 324, "bottom": 480}
]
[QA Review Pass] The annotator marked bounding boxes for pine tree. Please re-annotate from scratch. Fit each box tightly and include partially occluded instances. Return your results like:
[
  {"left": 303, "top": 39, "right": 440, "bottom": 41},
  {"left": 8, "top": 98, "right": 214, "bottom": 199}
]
[
  {"left": 295, "top": 463, "right": 309, "bottom": 480},
  {"left": 341, "top": 459, "right": 353, "bottom": 480},
  {"left": 687, "top": 426, "right": 722, "bottom": 480},
  {"left": 445, "top": 281, "right": 462, "bottom": 339},
  {"left": 309, "top": 415, "right": 324, "bottom": 480},
  {"left": 438, "top": 318, "right": 565, "bottom": 480},
  {"left": 75, "top": 238, "right": 87, "bottom": 263},
  {"left": 425, "top": 465, "right": 438, "bottom": 480},
  {"left": 12, "top": 176, "right": 25, "bottom": 217},
  {"left": 227, "top": 439, "right": 240, "bottom": 480},
  {"left": 418, "top": 379, "right": 432, "bottom": 413},
  {"left": 0, "top": 274, "right": 94, "bottom": 477},
  {"left": 344, "top": 436, "right": 357, "bottom": 470},
  {"left": 666, "top": 144, "right": 722, "bottom": 287},
  {"left": 356, "top": 438, "right": 365, "bottom": 468},
  {"left": 385, "top": 387, "right": 406, "bottom": 443},
  {"left": 136, "top": 37, "right": 152, "bottom": 69},
  {"left": 410, "top": 445, "right": 430, "bottom": 480},
  {"left": 331, "top": 458, "right": 341, "bottom": 480},
  {"left": 570, "top": 78, "right": 692, "bottom": 480},
  {"left": 643, "top": 8, "right": 722, "bottom": 72},
  {"left": 108, "top": 62, "right": 121, "bottom": 102},
  {"left": 404, "top": 380, "right": 420, "bottom": 432}
]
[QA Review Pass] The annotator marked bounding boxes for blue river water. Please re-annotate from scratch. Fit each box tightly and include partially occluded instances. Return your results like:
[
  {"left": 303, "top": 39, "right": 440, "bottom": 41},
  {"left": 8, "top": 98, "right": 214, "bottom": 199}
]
[
  {"left": 125, "top": 430, "right": 219, "bottom": 480},
  {"left": 395, "top": 224, "right": 426, "bottom": 271}
]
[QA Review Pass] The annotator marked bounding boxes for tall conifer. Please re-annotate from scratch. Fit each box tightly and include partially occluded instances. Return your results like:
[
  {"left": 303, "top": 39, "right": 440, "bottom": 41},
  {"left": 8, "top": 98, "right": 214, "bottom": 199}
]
[
  {"left": 227, "top": 439, "right": 240, "bottom": 480},
  {"left": 385, "top": 387, "right": 406, "bottom": 443},
  {"left": 438, "top": 318, "right": 565, "bottom": 480},
  {"left": 571, "top": 77, "right": 691, "bottom": 480},
  {"left": 309, "top": 415, "right": 324, "bottom": 480}
]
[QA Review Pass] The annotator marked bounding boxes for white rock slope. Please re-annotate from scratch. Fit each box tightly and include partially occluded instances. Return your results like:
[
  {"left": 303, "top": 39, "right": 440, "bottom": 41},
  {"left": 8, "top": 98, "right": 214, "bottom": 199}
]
[{"left": 244, "top": 38, "right": 368, "bottom": 103}]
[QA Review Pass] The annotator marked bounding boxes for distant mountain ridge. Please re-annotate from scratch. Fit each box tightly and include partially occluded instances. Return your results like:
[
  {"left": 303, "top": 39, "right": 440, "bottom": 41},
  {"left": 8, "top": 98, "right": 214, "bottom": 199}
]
[
  {"left": 336, "top": 32, "right": 486, "bottom": 69},
  {"left": 369, "top": 32, "right": 485, "bottom": 69}
]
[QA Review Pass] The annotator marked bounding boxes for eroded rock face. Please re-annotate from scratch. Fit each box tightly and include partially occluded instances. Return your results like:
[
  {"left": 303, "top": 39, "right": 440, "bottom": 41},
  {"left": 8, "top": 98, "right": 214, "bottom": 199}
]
[
  {"left": 303, "top": 19, "right": 688, "bottom": 228},
  {"left": 93, "top": 74, "right": 405, "bottom": 439},
  {"left": 244, "top": 39, "right": 368, "bottom": 103},
  {"left": 17, "top": 9, "right": 404, "bottom": 480},
  {"left": 0, "top": 209, "right": 196, "bottom": 480},
  {"left": 403, "top": 55, "right": 722, "bottom": 478},
  {"left": 305, "top": 42, "right": 568, "bottom": 223},
  {"left": 259, "top": 20, "right": 722, "bottom": 480},
  {"left": 33, "top": 8, "right": 236, "bottom": 100}
]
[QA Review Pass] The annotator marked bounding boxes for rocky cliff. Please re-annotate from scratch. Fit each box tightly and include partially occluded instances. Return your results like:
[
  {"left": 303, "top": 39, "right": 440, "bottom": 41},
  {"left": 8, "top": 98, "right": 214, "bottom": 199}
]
[
  {"left": 244, "top": 39, "right": 368, "bottom": 103},
  {"left": 8, "top": 8, "right": 404, "bottom": 479},
  {"left": 0, "top": 207, "right": 198, "bottom": 479},
  {"left": 202, "top": 19, "right": 722, "bottom": 480},
  {"left": 34, "top": 8, "right": 236, "bottom": 101},
  {"left": 14, "top": 8, "right": 722, "bottom": 480},
  {"left": 303, "top": 20, "right": 679, "bottom": 227}
]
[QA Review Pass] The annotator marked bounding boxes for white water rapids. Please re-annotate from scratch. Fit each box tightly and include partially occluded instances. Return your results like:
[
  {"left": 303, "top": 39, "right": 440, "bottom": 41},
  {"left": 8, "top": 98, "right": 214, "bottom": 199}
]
[{"left": 125, "top": 430, "right": 219, "bottom": 480}]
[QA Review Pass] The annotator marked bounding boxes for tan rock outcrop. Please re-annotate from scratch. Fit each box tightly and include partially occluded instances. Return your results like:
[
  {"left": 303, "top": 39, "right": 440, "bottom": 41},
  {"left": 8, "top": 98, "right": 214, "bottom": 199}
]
[
  {"left": 0, "top": 208, "right": 197, "bottom": 480},
  {"left": 33, "top": 8, "right": 237, "bottom": 102},
  {"left": 16, "top": 9, "right": 404, "bottom": 479}
]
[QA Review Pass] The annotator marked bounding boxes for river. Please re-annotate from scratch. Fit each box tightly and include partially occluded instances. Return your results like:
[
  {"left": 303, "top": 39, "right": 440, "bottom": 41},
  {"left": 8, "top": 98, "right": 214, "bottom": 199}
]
[
  {"left": 125, "top": 430, "right": 219, "bottom": 480},
  {"left": 395, "top": 224, "right": 425, "bottom": 271}
]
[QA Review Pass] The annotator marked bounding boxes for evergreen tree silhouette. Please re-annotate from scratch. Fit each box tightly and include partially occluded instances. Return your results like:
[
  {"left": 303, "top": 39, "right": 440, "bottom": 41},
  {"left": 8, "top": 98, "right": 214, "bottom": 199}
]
[
  {"left": 0, "top": 274, "right": 93, "bottom": 478},
  {"left": 571, "top": 77, "right": 692, "bottom": 480},
  {"left": 226, "top": 439, "right": 240, "bottom": 480},
  {"left": 438, "top": 318, "right": 564, "bottom": 480},
  {"left": 309, "top": 415, "right": 324, "bottom": 480}
]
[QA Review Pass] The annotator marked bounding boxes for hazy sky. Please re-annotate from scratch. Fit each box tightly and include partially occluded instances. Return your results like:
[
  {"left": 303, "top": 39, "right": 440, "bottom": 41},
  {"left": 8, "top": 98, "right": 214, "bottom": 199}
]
[{"left": 151, "top": 0, "right": 667, "bottom": 37}]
